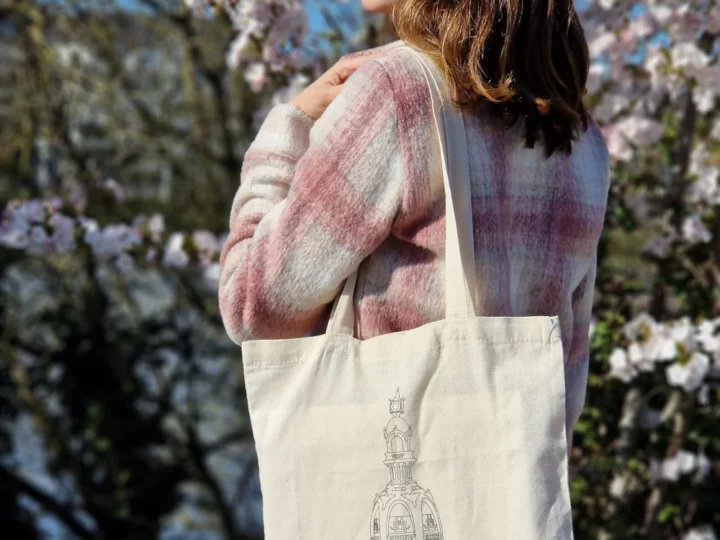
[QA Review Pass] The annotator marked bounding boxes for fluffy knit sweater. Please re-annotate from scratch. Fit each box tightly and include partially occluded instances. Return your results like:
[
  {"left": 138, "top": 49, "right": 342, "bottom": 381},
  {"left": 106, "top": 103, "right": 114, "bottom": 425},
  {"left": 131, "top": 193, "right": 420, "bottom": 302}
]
[{"left": 218, "top": 41, "right": 610, "bottom": 435}]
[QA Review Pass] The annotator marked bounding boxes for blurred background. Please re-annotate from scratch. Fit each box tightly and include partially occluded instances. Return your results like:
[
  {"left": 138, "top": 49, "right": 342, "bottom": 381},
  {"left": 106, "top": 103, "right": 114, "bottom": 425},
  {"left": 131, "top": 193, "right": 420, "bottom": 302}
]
[{"left": 0, "top": 0, "right": 719, "bottom": 538}]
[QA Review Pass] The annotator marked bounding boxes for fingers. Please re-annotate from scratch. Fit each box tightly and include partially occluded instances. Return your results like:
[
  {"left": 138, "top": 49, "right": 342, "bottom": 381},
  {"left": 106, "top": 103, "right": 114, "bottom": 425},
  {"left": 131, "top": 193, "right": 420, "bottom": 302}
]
[
  {"left": 324, "top": 83, "right": 345, "bottom": 103},
  {"left": 298, "top": 48, "right": 386, "bottom": 119},
  {"left": 330, "top": 49, "right": 388, "bottom": 83}
]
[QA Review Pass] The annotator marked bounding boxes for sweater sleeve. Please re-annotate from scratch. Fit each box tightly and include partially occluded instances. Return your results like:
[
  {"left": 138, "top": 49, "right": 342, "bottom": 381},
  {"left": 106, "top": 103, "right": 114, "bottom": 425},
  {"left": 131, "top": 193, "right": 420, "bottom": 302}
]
[
  {"left": 564, "top": 253, "right": 598, "bottom": 444},
  {"left": 218, "top": 59, "right": 404, "bottom": 345},
  {"left": 568, "top": 254, "right": 597, "bottom": 366}
]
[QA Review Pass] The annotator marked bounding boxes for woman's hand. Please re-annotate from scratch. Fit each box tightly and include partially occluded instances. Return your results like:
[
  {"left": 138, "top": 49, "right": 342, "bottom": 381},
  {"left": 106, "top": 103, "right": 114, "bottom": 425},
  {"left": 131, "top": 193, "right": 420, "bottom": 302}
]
[{"left": 289, "top": 50, "right": 387, "bottom": 120}]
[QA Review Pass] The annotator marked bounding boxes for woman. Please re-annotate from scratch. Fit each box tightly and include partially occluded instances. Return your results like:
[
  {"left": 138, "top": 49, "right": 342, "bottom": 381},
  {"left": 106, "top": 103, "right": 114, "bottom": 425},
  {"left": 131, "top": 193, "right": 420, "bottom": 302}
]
[{"left": 218, "top": 0, "right": 609, "bottom": 447}]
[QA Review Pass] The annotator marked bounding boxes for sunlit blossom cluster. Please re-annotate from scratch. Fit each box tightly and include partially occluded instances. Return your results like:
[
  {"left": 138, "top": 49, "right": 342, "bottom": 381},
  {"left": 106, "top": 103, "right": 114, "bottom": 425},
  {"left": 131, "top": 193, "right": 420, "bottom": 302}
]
[
  {"left": 221, "top": 0, "right": 306, "bottom": 91},
  {"left": 582, "top": 1, "right": 720, "bottom": 273},
  {"left": 608, "top": 313, "right": 720, "bottom": 396},
  {"left": 649, "top": 449, "right": 712, "bottom": 483},
  {"left": 684, "top": 526, "right": 718, "bottom": 540},
  {"left": 0, "top": 198, "right": 223, "bottom": 286},
  {"left": 585, "top": 1, "right": 720, "bottom": 170}
]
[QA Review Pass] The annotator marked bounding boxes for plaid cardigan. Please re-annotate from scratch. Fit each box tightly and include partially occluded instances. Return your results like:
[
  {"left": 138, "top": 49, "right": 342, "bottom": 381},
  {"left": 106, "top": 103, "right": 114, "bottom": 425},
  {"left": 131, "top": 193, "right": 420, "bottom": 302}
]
[{"left": 219, "top": 41, "right": 610, "bottom": 434}]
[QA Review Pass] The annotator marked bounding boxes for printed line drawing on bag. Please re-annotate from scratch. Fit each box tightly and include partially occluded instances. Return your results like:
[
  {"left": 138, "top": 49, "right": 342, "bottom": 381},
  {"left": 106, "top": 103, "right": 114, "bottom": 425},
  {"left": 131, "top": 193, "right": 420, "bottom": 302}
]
[{"left": 369, "top": 389, "right": 444, "bottom": 540}]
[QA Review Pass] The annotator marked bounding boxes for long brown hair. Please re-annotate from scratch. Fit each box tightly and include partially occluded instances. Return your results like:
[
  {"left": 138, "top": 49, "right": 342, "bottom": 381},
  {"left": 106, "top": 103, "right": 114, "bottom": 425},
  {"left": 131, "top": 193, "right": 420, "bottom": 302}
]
[{"left": 392, "top": 0, "right": 590, "bottom": 156}]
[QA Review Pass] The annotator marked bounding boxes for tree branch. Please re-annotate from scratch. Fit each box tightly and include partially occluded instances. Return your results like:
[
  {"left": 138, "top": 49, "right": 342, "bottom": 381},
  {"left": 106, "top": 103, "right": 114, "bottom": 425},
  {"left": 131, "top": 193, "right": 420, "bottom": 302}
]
[{"left": 0, "top": 463, "right": 96, "bottom": 540}]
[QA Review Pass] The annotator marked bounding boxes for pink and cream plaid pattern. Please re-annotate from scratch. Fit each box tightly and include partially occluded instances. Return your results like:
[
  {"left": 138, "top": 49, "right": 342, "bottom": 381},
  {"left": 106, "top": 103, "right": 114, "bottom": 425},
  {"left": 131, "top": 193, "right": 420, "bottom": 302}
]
[{"left": 219, "top": 42, "right": 610, "bottom": 431}]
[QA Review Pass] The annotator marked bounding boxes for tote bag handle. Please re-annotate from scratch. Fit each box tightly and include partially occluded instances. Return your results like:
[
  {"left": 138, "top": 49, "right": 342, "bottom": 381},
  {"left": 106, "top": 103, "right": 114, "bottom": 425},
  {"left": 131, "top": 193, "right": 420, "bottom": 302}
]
[{"left": 327, "top": 48, "right": 477, "bottom": 335}]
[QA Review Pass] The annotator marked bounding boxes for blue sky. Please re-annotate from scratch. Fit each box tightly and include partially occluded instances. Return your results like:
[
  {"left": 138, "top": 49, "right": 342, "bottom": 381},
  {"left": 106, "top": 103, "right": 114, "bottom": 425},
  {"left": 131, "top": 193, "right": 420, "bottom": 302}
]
[
  {"left": 307, "top": 1, "right": 330, "bottom": 32},
  {"left": 111, "top": 0, "right": 359, "bottom": 37},
  {"left": 307, "top": 0, "right": 364, "bottom": 34}
]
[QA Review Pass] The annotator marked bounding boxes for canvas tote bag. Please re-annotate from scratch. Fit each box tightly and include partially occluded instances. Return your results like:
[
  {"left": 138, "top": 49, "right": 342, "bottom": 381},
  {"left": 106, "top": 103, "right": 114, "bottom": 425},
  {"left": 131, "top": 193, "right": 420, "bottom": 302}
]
[{"left": 241, "top": 48, "right": 574, "bottom": 540}]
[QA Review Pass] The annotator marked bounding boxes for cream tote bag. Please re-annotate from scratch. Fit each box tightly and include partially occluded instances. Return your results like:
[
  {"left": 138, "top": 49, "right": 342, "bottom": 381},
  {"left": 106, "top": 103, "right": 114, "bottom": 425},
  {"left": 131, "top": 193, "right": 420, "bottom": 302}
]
[{"left": 242, "top": 49, "right": 574, "bottom": 540}]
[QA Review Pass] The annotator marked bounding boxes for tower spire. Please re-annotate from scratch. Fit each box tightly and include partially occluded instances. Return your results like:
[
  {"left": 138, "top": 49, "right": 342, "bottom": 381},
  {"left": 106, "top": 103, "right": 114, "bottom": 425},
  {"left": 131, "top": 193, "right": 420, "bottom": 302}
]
[{"left": 389, "top": 388, "right": 405, "bottom": 418}]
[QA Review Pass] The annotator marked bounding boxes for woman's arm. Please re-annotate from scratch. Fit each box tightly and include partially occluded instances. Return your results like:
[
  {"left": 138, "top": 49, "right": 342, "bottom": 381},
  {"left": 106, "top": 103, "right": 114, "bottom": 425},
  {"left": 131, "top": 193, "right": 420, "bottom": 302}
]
[
  {"left": 218, "top": 59, "right": 404, "bottom": 345},
  {"left": 565, "top": 255, "right": 598, "bottom": 446}
]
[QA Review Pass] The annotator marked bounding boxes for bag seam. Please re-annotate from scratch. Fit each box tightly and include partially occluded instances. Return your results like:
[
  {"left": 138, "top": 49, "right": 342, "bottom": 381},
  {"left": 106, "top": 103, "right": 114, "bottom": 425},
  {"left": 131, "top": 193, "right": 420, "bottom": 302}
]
[{"left": 244, "top": 336, "right": 548, "bottom": 369}]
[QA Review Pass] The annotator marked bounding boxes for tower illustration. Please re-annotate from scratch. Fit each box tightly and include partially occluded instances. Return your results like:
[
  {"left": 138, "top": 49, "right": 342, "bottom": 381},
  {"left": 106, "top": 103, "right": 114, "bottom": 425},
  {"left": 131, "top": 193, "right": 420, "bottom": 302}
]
[{"left": 369, "top": 389, "right": 443, "bottom": 540}]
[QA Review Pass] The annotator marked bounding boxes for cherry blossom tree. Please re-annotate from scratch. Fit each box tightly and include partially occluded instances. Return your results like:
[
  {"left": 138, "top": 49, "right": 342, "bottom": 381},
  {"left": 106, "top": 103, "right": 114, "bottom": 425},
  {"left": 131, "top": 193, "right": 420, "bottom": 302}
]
[
  {"left": 576, "top": 1, "right": 720, "bottom": 538},
  {"left": 1, "top": 0, "right": 719, "bottom": 538}
]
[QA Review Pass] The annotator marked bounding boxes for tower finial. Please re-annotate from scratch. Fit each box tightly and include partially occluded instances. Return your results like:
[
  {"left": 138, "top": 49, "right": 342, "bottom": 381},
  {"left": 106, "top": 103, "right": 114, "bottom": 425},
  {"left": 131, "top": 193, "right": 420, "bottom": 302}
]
[{"left": 389, "top": 388, "right": 405, "bottom": 417}]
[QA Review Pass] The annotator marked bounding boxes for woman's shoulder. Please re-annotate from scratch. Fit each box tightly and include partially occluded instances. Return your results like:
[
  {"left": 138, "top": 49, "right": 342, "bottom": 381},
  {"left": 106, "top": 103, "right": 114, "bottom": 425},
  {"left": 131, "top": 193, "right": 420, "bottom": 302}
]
[
  {"left": 341, "top": 41, "right": 427, "bottom": 83},
  {"left": 342, "top": 42, "right": 432, "bottom": 126},
  {"left": 340, "top": 40, "right": 406, "bottom": 60}
]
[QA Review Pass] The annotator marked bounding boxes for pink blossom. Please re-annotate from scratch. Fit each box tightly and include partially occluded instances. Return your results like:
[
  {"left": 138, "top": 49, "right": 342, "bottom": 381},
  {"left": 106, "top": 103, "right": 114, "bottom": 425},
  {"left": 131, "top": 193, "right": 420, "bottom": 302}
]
[
  {"left": 684, "top": 526, "right": 718, "bottom": 540},
  {"left": 48, "top": 213, "right": 77, "bottom": 255},
  {"left": 192, "top": 230, "right": 219, "bottom": 254},
  {"left": 226, "top": 32, "right": 254, "bottom": 70},
  {"left": 77, "top": 217, "right": 99, "bottom": 236},
  {"left": 192, "top": 230, "right": 220, "bottom": 267},
  {"left": 44, "top": 196, "right": 64, "bottom": 213},
  {"left": 707, "top": 6, "right": 720, "bottom": 33},
  {"left": 628, "top": 342, "right": 654, "bottom": 372},
  {"left": 609, "top": 348, "right": 635, "bottom": 383},
  {"left": 648, "top": 4, "right": 673, "bottom": 25},
  {"left": 671, "top": 42, "right": 710, "bottom": 71},
  {"left": 644, "top": 46, "right": 670, "bottom": 91},
  {"left": 84, "top": 224, "right": 141, "bottom": 259},
  {"left": 666, "top": 352, "right": 710, "bottom": 392},
  {"left": 203, "top": 262, "right": 221, "bottom": 289},
  {"left": 614, "top": 116, "right": 663, "bottom": 147},
  {"left": 114, "top": 252, "right": 135, "bottom": 274},
  {"left": 0, "top": 218, "right": 30, "bottom": 250},
  {"left": 148, "top": 214, "right": 165, "bottom": 243},
  {"left": 643, "top": 235, "right": 673, "bottom": 259},
  {"left": 103, "top": 178, "right": 125, "bottom": 203},
  {"left": 223, "top": 0, "right": 305, "bottom": 73},
  {"left": 184, "top": 0, "right": 208, "bottom": 17},
  {"left": 0, "top": 200, "right": 47, "bottom": 250},
  {"left": 601, "top": 125, "right": 633, "bottom": 161},
  {"left": 26, "top": 225, "right": 52, "bottom": 256},
  {"left": 0, "top": 226, "right": 29, "bottom": 249},
  {"left": 15, "top": 200, "right": 46, "bottom": 224},
  {"left": 624, "top": 312, "right": 657, "bottom": 342},
  {"left": 660, "top": 450, "right": 698, "bottom": 481},
  {"left": 163, "top": 233, "right": 189, "bottom": 268},
  {"left": 670, "top": 317, "right": 696, "bottom": 354},
  {"left": 589, "top": 30, "right": 615, "bottom": 57},
  {"left": 711, "top": 118, "right": 720, "bottom": 141},
  {"left": 689, "top": 144, "right": 720, "bottom": 205},
  {"left": 245, "top": 62, "right": 268, "bottom": 93},
  {"left": 682, "top": 215, "right": 712, "bottom": 244},
  {"left": 627, "top": 14, "right": 655, "bottom": 39},
  {"left": 693, "top": 67, "right": 720, "bottom": 113},
  {"left": 68, "top": 186, "right": 87, "bottom": 214},
  {"left": 594, "top": 93, "right": 630, "bottom": 123},
  {"left": 146, "top": 247, "right": 158, "bottom": 263},
  {"left": 696, "top": 320, "right": 720, "bottom": 354}
]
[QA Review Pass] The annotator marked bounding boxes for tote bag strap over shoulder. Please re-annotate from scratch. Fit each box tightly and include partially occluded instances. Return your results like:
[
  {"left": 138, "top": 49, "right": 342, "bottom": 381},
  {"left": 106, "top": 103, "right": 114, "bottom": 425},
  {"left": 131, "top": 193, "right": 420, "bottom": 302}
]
[{"left": 327, "top": 48, "right": 477, "bottom": 336}]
